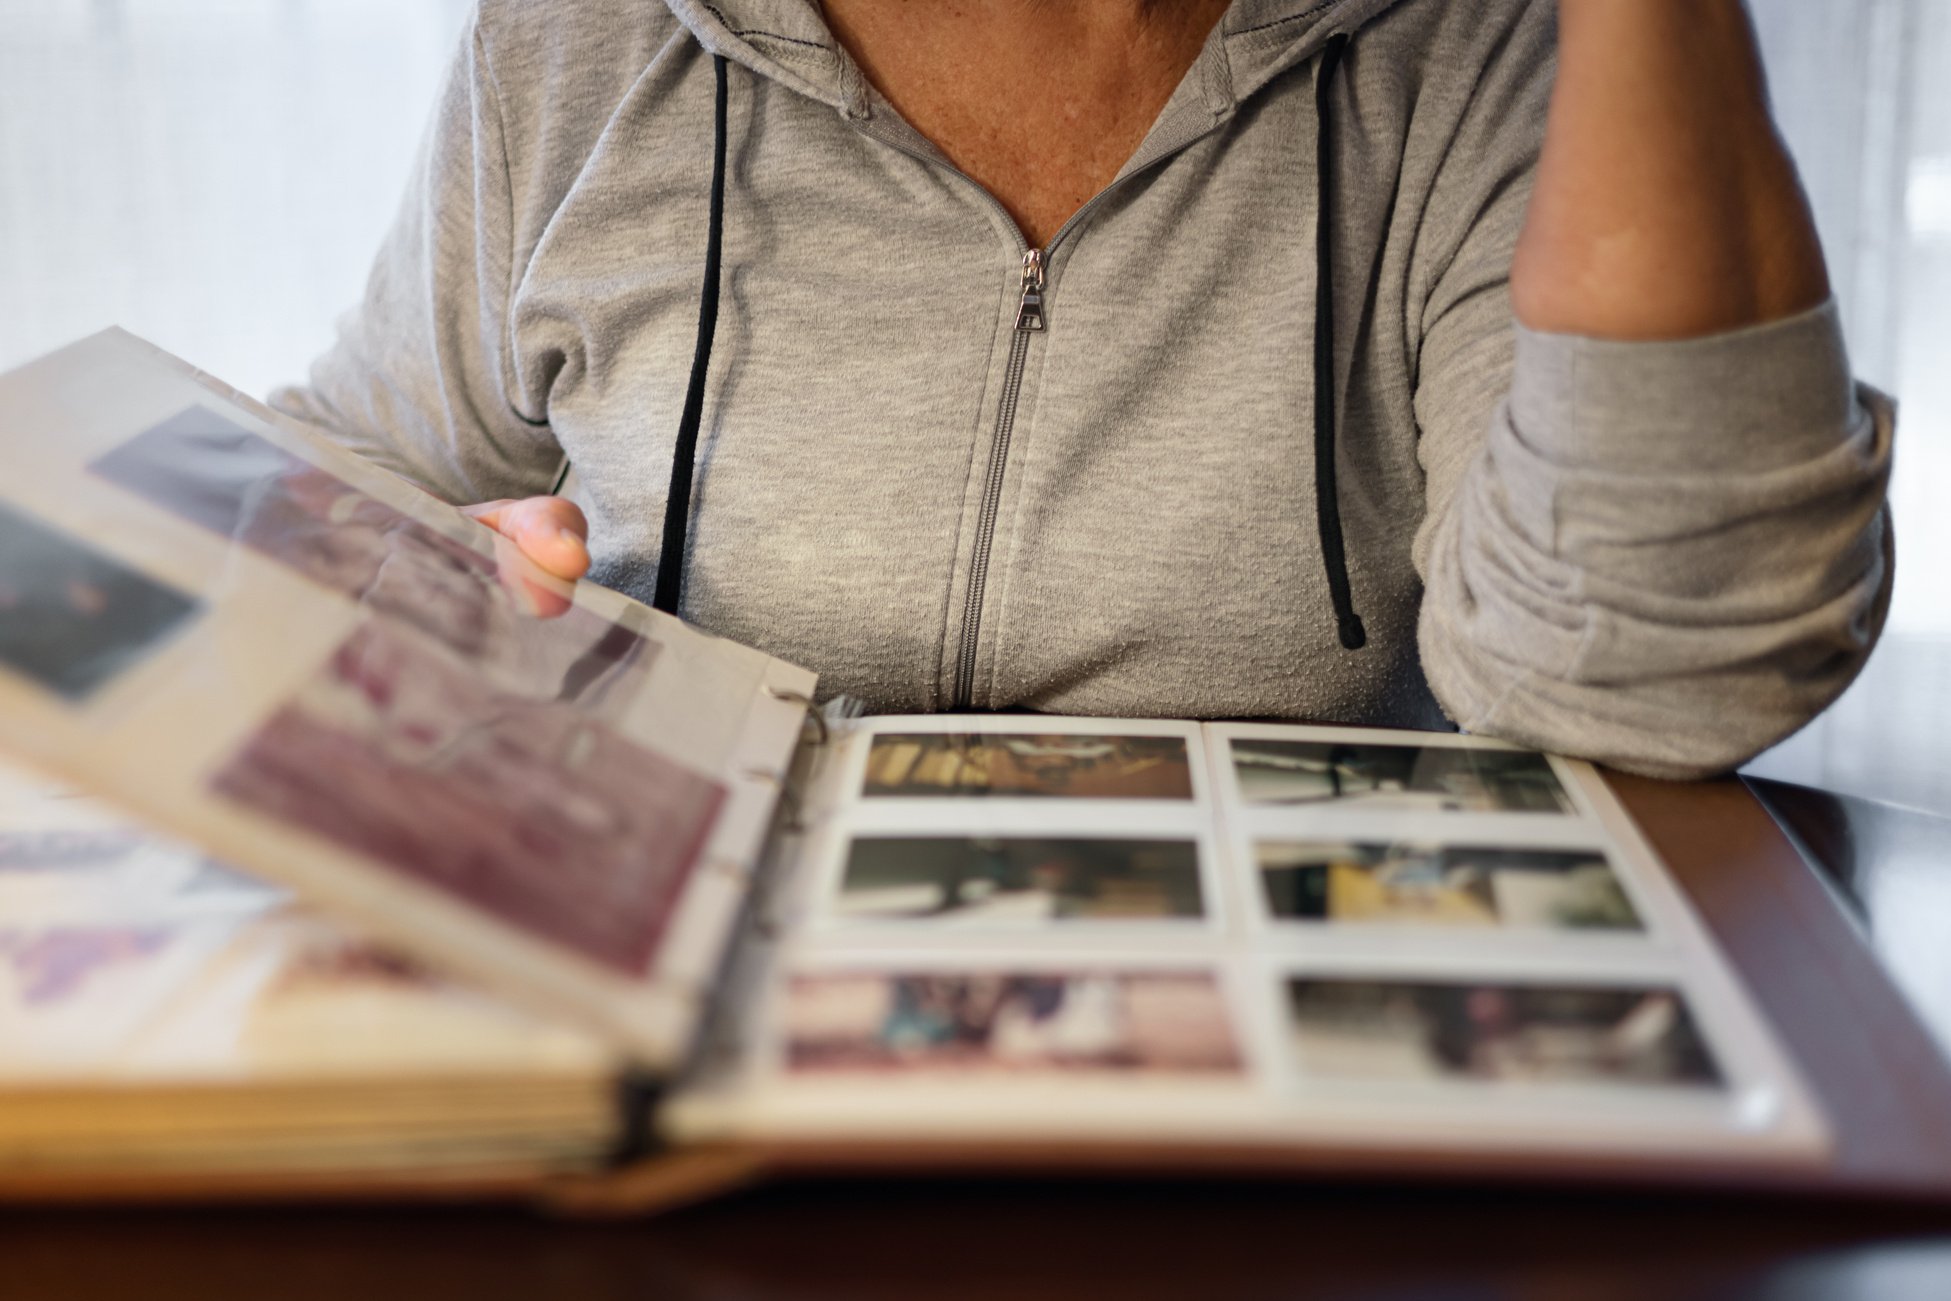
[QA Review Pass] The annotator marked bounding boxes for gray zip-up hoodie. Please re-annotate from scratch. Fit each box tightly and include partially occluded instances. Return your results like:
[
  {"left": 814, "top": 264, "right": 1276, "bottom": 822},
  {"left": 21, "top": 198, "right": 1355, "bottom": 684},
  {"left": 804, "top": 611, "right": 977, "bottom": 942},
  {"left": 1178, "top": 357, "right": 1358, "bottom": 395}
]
[{"left": 272, "top": 0, "right": 1894, "bottom": 779}]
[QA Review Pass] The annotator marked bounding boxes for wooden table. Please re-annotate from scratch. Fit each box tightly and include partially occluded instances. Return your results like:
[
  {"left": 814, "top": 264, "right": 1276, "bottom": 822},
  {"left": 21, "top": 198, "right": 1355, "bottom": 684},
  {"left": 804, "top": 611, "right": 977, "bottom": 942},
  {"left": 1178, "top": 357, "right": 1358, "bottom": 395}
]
[{"left": 7, "top": 775, "right": 1951, "bottom": 1300}]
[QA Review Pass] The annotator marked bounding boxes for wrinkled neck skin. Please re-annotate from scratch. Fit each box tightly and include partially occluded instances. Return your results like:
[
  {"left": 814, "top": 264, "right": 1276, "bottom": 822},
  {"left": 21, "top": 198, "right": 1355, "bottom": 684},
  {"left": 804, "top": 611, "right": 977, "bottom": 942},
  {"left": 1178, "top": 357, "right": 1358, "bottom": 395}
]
[{"left": 818, "top": 0, "right": 1233, "bottom": 247}]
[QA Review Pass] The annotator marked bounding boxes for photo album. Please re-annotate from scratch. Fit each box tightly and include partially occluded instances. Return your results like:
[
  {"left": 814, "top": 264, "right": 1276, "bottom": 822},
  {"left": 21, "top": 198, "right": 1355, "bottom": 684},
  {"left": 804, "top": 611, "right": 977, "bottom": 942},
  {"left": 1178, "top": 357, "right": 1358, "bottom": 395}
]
[{"left": 0, "top": 331, "right": 1828, "bottom": 1207}]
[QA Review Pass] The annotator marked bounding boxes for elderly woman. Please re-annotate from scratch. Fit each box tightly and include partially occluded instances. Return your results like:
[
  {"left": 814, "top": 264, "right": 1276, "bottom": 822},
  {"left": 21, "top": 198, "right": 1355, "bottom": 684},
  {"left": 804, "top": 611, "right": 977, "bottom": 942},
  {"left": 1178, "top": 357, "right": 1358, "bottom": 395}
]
[{"left": 275, "top": 0, "right": 1891, "bottom": 777}]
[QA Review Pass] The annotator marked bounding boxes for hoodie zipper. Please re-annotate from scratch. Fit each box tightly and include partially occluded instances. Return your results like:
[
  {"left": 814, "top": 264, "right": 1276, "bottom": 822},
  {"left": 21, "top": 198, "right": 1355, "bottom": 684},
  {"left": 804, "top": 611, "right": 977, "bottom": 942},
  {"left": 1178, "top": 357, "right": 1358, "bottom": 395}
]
[
  {"left": 843, "top": 106, "right": 1244, "bottom": 709},
  {"left": 953, "top": 249, "right": 1045, "bottom": 706}
]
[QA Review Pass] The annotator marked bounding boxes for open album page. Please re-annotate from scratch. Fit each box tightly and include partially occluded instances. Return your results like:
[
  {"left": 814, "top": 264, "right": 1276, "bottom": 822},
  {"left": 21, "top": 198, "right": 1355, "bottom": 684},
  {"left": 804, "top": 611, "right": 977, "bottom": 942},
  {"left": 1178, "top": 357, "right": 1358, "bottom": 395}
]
[
  {"left": 0, "top": 330, "right": 815, "bottom": 1071},
  {"left": 666, "top": 716, "right": 1828, "bottom": 1168}
]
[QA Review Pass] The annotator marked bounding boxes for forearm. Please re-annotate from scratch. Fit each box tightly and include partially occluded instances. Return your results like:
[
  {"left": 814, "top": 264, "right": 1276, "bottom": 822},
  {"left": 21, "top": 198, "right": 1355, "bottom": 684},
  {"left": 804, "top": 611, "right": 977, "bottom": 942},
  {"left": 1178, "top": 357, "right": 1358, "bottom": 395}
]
[{"left": 1511, "top": 0, "right": 1829, "bottom": 340}]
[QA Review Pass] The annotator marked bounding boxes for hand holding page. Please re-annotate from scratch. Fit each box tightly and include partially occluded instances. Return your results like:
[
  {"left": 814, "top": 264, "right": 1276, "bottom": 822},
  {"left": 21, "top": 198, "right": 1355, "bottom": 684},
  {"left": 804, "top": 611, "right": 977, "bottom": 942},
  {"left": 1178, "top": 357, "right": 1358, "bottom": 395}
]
[{"left": 459, "top": 497, "right": 593, "bottom": 587}]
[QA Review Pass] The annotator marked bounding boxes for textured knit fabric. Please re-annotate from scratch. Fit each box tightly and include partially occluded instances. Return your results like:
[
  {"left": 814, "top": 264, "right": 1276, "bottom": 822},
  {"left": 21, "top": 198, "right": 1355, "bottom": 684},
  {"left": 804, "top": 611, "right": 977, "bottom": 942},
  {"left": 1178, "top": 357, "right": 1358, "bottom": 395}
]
[{"left": 271, "top": 0, "right": 1895, "bottom": 779}]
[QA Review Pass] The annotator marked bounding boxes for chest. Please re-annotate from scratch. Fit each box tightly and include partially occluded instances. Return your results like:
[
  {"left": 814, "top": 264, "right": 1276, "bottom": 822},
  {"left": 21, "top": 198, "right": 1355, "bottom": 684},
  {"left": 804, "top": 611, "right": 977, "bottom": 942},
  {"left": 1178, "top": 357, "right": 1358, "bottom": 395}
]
[
  {"left": 817, "top": 0, "right": 1233, "bottom": 247},
  {"left": 519, "top": 64, "right": 1428, "bottom": 721}
]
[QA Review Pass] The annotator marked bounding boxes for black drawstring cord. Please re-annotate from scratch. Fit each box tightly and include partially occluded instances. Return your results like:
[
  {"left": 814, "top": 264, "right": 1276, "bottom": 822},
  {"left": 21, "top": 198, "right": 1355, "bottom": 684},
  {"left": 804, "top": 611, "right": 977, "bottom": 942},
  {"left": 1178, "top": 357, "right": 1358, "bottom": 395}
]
[
  {"left": 653, "top": 52, "right": 730, "bottom": 616},
  {"left": 659, "top": 44, "right": 1357, "bottom": 648},
  {"left": 1312, "top": 32, "right": 1366, "bottom": 652}
]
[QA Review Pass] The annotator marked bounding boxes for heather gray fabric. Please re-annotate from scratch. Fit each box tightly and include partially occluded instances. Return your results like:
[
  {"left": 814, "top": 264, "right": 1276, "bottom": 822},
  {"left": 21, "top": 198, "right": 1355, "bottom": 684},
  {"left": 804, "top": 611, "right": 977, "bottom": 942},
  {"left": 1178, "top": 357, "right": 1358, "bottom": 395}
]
[{"left": 271, "top": 0, "right": 1894, "bottom": 779}]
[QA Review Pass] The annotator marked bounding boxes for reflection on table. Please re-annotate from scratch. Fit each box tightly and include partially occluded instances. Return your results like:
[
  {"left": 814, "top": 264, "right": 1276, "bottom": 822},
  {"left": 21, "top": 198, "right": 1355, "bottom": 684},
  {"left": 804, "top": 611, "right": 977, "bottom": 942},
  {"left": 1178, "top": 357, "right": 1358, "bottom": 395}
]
[{"left": 1750, "top": 775, "right": 1951, "bottom": 1065}]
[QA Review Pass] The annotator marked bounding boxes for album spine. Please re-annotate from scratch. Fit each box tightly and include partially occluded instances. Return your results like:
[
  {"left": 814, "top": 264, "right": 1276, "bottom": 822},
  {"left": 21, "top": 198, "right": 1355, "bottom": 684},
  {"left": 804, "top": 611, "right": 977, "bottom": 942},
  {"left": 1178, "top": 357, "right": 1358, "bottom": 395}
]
[{"left": 619, "top": 705, "right": 841, "bottom": 1159}]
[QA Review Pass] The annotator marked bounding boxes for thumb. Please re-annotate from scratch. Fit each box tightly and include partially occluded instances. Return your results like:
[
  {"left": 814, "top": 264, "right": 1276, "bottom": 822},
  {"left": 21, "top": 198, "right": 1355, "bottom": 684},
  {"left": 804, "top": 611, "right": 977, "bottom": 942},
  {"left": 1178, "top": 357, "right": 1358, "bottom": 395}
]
[{"left": 462, "top": 496, "right": 591, "bottom": 582}]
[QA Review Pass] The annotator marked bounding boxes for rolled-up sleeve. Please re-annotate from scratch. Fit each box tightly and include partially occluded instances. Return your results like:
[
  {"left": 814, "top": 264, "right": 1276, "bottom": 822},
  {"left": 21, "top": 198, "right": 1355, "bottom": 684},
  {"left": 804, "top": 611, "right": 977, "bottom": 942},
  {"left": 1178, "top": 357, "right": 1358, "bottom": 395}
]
[{"left": 1418, "top": 300, "right": 1894, "bottom": 779}]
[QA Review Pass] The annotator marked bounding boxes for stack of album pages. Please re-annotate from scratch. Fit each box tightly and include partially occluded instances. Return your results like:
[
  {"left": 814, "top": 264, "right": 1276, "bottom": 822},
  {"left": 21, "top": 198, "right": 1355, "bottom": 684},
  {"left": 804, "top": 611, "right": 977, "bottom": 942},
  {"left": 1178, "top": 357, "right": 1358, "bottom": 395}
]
[
  {"left": 0, "top": 762, "right": 622, "bottom": 1184},
  {"left": 0, "top": 330, "right": 1830, "bottom": 1205}
]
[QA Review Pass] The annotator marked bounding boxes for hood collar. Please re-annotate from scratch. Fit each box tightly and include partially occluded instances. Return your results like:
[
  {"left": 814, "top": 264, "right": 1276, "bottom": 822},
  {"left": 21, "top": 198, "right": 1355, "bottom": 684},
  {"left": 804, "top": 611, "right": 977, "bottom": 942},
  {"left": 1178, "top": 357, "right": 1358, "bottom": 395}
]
[
  {"left": 664, "top": 0, "right": 1408, "bottom": 121},
  {"left": 1219, "top": 0, "right": 1404, "bottom": 103}
]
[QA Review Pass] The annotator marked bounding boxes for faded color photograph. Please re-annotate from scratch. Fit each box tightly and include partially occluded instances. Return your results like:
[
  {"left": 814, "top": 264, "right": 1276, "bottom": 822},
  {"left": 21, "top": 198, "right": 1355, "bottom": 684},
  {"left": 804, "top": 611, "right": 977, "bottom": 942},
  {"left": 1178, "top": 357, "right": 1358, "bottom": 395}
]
[
  {"left": 223, "top": 913, "right": 609, "bottom": 1074},
  {"left": 837, "top": 837, "right": 1204, "bottom": 922},
  {"left": 1, "top": 925, "right": 174, "bottom": 1009},
  {"left": 0, "top": 826, "right": 260, "bottom": 925},
  {"left": 1232, "top": 740, "right": 1572, "bottom": 813},
  {"left": 785, "top": 970, "right": 1242, "bottom": 1076},
  {"left": 0, "top": 826, "right": 147, "bottom": 874},
  {"left": 1258, "top": 842, "right": 1640, "bottom": 931},
  {"left": 0, "top": 919, "right": 234, "bottom": 1069},
  {"left": 1287, "top": 979, "right": 1721, "bottom": 1091},
  {"left": 212, "top": 621, "right": 724, "bottom": 976},
  {"left": 0, "top": 499, "right": 199, "bottom": 701},
  {"left": 92, "top": 407, "right": 651, "bottom": 705},
  {"left": 863, "top": 732, "right": 1193, "bottom": 800}
]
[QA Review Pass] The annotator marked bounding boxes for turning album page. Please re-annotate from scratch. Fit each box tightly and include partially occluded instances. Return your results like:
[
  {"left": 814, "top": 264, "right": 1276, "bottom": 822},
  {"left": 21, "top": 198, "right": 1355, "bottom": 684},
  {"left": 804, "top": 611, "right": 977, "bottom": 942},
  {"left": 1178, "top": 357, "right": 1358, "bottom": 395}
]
[
  {"left": 0, "top": 331, "right": 815, "bottom": 1071},
  {"left": 667, "top": 716, "right": 1828, "bottom": 1170}
]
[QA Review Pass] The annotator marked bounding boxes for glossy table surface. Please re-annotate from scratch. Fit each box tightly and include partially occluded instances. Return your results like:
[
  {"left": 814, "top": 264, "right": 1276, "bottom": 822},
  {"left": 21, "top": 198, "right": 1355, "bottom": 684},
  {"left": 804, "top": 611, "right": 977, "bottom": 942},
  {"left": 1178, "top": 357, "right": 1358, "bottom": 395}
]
[
  {"left": 8, "top": 776, "right": 1951, "bottom": 1300},
  {"left": 1748, "top": 778, "right": 1951, "bottom": 1068}
]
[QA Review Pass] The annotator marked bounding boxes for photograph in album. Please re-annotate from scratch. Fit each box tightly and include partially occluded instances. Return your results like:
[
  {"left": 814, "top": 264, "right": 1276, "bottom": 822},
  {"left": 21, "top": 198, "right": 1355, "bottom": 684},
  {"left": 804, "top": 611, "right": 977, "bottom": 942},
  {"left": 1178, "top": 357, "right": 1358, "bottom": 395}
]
[
  {"left": 0, "top": 500, "right": 200, "bottom": 702},
  {"left": 835, "top": 836, "right": 1205, "bottom": 923},
  {"left": 1286, "top": 979, "right": 1722, "bottom": 1090},
  {"left": 2, "top": 916, "right": 238, "bottom": 1066},
  {"left": 1232, "top": 739, "right": 1572, "bottom": 813},
  {"left": 0, "top": 835, "right": 273, "bottom": 924},
  {"left": 93, "top": 406, "right": 655, "bottom": 703},
  {"left": 2, "top": 828, "right": 142, "bottom": 873},
  {"left": 206, "top": 912, "right": 614, "bottom": 1075},
  {"left": 1257, "top": 842, "right": 1640, "bottom": 931},
  {"left": 862, "top": 733, "right": 1194, "bottom": 800},
  {"left": 783, "top": 970, "right": 1242, "bottom": 1076},
  {"left": 212, "top": 621, "right": 725, "bottom": 974}
]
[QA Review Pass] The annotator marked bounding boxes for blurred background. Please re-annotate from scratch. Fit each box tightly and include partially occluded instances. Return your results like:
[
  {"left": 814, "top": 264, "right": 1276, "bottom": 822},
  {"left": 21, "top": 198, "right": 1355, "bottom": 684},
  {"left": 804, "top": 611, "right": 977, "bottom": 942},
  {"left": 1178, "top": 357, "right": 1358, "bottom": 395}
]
[{"left": 0, "top": 0, "right": 1945, "bottom": 810}]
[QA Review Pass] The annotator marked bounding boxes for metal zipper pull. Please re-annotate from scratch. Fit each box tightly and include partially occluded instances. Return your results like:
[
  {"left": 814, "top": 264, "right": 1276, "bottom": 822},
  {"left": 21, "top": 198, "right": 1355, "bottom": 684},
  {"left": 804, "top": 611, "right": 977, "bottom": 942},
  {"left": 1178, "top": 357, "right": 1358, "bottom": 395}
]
[{"left": 1013, "top": 248, "right": 1046, "bottom": 332}]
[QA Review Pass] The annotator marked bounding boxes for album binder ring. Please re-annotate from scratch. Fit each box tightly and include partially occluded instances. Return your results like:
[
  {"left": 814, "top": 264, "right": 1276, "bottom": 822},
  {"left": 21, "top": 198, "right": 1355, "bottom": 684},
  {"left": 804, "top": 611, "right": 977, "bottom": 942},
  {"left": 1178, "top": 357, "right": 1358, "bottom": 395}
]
[{"left": 763, "top": 684, "right": 829, "bottom": 747}]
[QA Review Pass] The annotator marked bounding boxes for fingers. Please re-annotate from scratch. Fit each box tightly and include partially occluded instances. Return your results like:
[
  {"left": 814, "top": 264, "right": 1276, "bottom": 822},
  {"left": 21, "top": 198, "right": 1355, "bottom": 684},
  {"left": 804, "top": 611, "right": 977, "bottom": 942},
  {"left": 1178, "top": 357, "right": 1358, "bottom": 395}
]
[
  {"left": 485, "top": 531, "right": 576, "bottom": 620},
  {"left": 461, "top": 496, "right": 588, "bottom": 621},
  {"left": 463, "top": 496, "right": 591, "bottom": 582}
]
